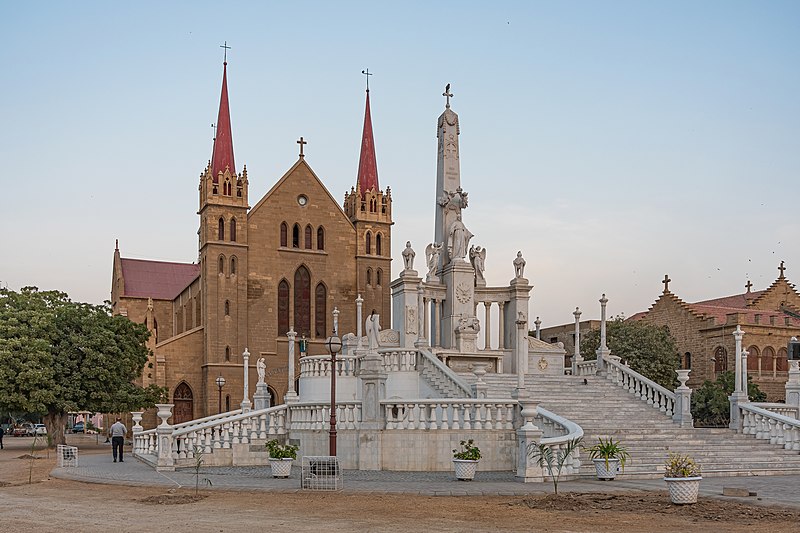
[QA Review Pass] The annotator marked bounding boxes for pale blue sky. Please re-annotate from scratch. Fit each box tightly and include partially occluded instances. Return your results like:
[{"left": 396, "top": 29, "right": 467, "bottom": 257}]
[{"left": 1, "top": 1, "right": 798, "bottom": 326}]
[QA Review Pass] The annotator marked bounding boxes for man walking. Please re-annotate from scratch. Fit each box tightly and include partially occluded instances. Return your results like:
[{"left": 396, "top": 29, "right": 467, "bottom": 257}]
[
  {"left": 109, "top": 417, "right": 127, "bottom": 463},
  {"left": 0, "top": 426, "right": 4, "bottom": 449}
]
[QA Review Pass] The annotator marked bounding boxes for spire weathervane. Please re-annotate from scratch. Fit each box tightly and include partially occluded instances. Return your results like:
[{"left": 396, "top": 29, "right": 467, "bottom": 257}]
[
  {"left": 443, "top": 83, "right": 453, "bottom": 109},
  {"left": 361, "top": 68, "right": 372, "bottom": 92},
  {"left": 220, "top": 41, "right": 231, "bottom": 63},
  {"left": 297, "top": 136, "right": 307, "bottom": 158}
]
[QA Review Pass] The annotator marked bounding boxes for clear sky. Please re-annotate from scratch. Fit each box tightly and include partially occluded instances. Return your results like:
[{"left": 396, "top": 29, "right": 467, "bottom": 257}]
[{"left": 2, "top": 1, "right": 798, "bottom": 327}]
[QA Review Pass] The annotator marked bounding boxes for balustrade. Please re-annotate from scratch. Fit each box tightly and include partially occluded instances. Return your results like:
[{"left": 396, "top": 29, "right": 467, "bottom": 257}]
[
  {"left": 379, "top": 349, "right": 418, "bottom": 372},
  {"left": 299, "top": 355, "right": 358, "bottom": 378},
  {"left": 604, "top": 357, "right": 675, "bottom": 417},
  {"left": 381, "top": 399, "right": 516, "bottom": 430},
  {"left": 288, "top": 402, "right": 362, "bottom": 431},
  {"left": 739, "top": 404, "right": 800, "bottom": 452}
]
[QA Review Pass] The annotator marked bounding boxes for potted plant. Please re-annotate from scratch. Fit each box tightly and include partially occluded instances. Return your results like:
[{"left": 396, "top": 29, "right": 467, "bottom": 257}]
[
  {"left": 664, "top": 452, "right": 702, "bottom": 504},
  {"left": 585, "top": 437, "right": 629, "bottom": 480},
  {"left": 452, "top": 439, "right": 481, "bottom": 481},
  {"left": 266, "top": 439, "right": 298, "bottom": 478}
]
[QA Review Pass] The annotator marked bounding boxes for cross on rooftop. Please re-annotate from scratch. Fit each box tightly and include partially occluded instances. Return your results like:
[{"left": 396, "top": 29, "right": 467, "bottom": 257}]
[
  {"left": 220, "top": 41, "right": 231, "bottom": 63},
  {"left": 443, "top": 83, "right": 453, "bottom": 109},
  {"left": 745, "top": 280, "right": 753, "bottom": 292},
  {"left": 779, "top": 261, "right": 786, "bottom": 278},
  {"left": 297, "top": 137, "right": 307, "bottom": 158},
  {"left": 662, "top": 274, "right": 671, "bottom": 293}
]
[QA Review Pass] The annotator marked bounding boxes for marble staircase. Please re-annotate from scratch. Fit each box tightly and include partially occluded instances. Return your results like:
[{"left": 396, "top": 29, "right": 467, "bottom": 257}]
[{"left": 459, "top": 372, "right": 800, "bottom": 479}]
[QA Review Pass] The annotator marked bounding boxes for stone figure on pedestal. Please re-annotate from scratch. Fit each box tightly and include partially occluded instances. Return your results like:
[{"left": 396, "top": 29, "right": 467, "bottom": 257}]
[
  {"left": 402, "top": 241, "right": 415, "bottom": 271},
  {"left": 256, "top": 357, "right": 266, "bottom": 384},
  {"left": 425, "top": 242, "right": 443, "bottom": 280},
  {"left": 458, "top": 316, "right": 481, "bottom": 333},
  {"left": 447, "top": 214, "right": 473, "bottom": 261},
  {"left": 437, "top": 187, "right": 468, "bottom": 213},
  {"left": 470, "top": 245, "right": 486, "bottom": 284},
  {"left": 365, "top": 310, "right": 382, "bottom": 351},
  {"left": 513, "top": 251, "right": 526, "bottom": 278}
]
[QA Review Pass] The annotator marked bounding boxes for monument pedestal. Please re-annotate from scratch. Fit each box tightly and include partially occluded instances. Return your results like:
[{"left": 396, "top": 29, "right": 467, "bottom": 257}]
[
  {"left": 253, "top": 383, "right": 271, "bottom": 410},
  {"left": 441, "top": 260, "right": 477, "bottom": 350},
  {"left": 358, "top": 350, "right": 388, "bottom": 470},
  {"left": 391, "top": 269, "right": 422, "bottom": 349}
]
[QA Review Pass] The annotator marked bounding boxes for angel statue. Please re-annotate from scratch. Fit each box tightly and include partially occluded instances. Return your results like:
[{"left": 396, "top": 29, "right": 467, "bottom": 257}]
[
  {"left": 469, "top": 245, "right": 486, "bottom": 284},
  {"left": 425, "top": 242, "right": 443, "bottom": 279}
]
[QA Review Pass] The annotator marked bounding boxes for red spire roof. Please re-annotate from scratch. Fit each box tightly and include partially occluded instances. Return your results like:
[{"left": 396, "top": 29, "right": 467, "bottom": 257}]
[
  {"left": 211, "top": 62, "right": 235, "bottom": 182},
  {"left": 356, "top": 90, "right": 379, "bottom": 196}
]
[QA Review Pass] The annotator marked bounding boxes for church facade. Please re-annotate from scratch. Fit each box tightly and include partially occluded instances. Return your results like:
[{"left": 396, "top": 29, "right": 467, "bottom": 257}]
[
  {"left": 111, "top": 61, "right": 392, "bottom": 422},
  {"left": 631, "top": 264, "right": 800, "bottom": 400}
]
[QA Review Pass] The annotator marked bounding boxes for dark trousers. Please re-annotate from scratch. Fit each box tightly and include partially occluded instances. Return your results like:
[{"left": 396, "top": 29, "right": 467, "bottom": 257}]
[{"left": 112, "top": 436, "right": 124, "bottom": 461}]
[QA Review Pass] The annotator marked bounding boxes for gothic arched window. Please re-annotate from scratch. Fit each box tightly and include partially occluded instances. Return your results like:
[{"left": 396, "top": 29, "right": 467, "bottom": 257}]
[
  {"left": 225, "top": 346, "right": 230, "bottom": 361},
  {"left": 219, "top": 255, "right": 225, "bottom": 274},
  {"left": 224, "top": 300, "right": 230, "bottom": 316},
  {"left": 376, "top": 233, "right": 382, "bottom": 256},
  {"left": 280, "top": 222, "right": 288, "bottom": 247},
  {"left": 315, "top": 283, "right": 327, "bottom": 338},
  {"left": 292, "top": 224, "right": 300, "bottom": 248},
  {"left": 317, "top": 227, "right": 325, "bottom": 250},
  {"left": 278, "top": 279, "right": 290, "bottom": 336},
  {"left": 230, "top": 256, "right": 237, "bottom": 275},
  {"left": 366, "top": 268, "right": 372, "bottom": 286},
  {"left": 777, "top": 347, "right": 788, "bottom": 371},
  {"left": 377, "top": 269, "right": 382, "bottom": 286},
  {"left": 218, "top": 218, "right": 225, "bottom": 240},
  {"left": 305, "top": 225, "right": 312, "bottom": 249},
  {"left": 230, "top": 218, "right": 237, "bottom": 242},
  {"left": 713, "top": 346, "right": 727, "bottom": 372},
  {"left": 365, "top": 232, "right": 372, "bottom": 255},
  {"left": 746, "top": 346, "right": 760, "bottom": 372},
  {"left": 294, "top": 266, "right": 311, "bottom": 337}
]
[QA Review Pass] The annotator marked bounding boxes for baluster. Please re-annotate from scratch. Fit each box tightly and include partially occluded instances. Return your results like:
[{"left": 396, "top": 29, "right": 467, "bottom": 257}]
[
  {"left": 418, "top": 403, "right": 428, "bottom": 430},
  {"left": 768, "top": 419, "right": 778, "bottom": 444}
]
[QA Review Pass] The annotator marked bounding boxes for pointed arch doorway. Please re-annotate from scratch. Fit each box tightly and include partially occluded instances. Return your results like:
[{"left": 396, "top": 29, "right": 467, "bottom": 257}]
[{"left": 173, "top": 382, "right": 194, "bottom": 424}]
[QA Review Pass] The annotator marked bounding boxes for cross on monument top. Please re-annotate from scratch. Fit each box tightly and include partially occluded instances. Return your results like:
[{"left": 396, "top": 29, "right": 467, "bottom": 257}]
[
  {"left": 745, "top": 280, "right": 753, "bottom": 292},
  {"left": 663, "top": 274, "right": 672, "bottom": 293},
  {"left": 361, "top": 68, "right": 372, "bottom": 92},
  {"left": 297, "top": 137, "right": 307, "bottom": 158},
  {"left": 779, "top": 260, "right": 786, "bottom": 278},
  {"left": 220, "top": 41, "right": 231, "bottom": 63},
  {"left": 443, "top": 83, "right": 453, "bottom": 109}
]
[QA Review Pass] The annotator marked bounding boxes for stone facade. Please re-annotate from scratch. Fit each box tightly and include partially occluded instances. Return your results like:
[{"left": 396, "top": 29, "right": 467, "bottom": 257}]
[
  {"left": 111, "top": 65, "right": 392, "bottom": 423},
  {"left": 632, "top": 267, "right": 800, "bottom": 400}
]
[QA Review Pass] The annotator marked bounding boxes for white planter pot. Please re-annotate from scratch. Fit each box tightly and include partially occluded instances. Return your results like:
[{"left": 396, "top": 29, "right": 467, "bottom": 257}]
[
  {"left": 664, "top": 476, "right": 702, "bottom": 504},
  {"left": 270, "top": 458, "right": 294, "bottom": 478},
  {"left": 452, "top": 459, "right": 479, "bottom": 481},
  {"left": 592, "top": 458, "right": 620, "bottom": 480}
]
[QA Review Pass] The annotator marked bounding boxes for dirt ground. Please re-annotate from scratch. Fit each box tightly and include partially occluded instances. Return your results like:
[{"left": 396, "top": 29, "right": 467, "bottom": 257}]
[{"left": 2, "top": 436, "right": 799, "bottom": 533}]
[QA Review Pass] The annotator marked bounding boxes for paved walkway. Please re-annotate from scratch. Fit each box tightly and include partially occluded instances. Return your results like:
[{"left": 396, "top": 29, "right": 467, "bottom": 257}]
[{"left": 49, "top": 452, "right": 800, "bottom": 508}]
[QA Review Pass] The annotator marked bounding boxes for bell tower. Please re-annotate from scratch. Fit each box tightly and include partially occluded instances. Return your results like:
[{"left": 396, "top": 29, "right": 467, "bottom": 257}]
[
  {"left": 198, "top": 57, "right": 249, "bottom": 371},
  {"left": 344, "top": 77, "right": 392, "bottom": 321}
]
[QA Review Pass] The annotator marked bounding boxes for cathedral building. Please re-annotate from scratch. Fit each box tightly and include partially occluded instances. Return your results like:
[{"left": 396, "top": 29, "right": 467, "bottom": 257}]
[
  {"left": 631, "top": 263, "right": 800, "bottom": 400},
  {"left": 111, "top": 60, "right": 392, "bottom": 422}
]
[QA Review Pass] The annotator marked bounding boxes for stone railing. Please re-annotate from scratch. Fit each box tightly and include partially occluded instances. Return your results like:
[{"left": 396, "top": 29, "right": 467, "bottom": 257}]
[
  {"left": 573, "top": 360, "right": 597, "bottom": 376},
  {"left": 417, "top": 347, "right": 473, "bottom": 398},
  {"left": 382, "top": 399, "right": 517, "bottom": 430},
  {"left": 133, "top": 405, "right": 287, "bottom": 463},
  {"left": 536, "top": 406, "right": 584, "bottom": 478},
  {"left": 738, "top": 403, "right": 800, "bottom": 451},
  {"left": 379, "top": 348, "right": 418, "bottom": 372},
  {"left": 604, "top": 357, "right": 675, "bottom": 417},
  {"left": 288, "top": 401, "right": 362, "bottom": 431},
  {"left": 299, "top": 355, "right": 359, "bottom": 378},
  {"left": 170, "top": 408, "right": 243, "bottom": 432},
  {"left": 751, "top": 403, "right": 799, "bottom": 420}
]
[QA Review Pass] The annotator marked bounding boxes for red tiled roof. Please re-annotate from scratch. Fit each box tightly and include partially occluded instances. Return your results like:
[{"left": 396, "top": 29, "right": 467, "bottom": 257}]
[
  {"left": 120, "top": 258, "right": 199, "bottom": 300},
  {"left": 692, "top": 290, "right": 765, "bottom": 309}
]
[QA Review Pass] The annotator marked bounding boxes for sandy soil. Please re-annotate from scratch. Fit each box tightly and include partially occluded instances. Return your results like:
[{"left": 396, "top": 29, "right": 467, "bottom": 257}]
[{"left": 1, "top": 435, "right": 799, "bottom": 533}]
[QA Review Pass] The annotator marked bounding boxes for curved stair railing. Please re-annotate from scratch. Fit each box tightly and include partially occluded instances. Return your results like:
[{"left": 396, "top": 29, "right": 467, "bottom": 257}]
[
  {"left": 603, "top": 356, "right": 675, "bottom": 418},
  {"left": 417, "top": 347, "right": 472, "bottom": 398},
  {"left": 738, "top": 403, "right": 800, "bottom": 452},
  {"left": 535, "top": 406, "right": 584, "bottom": 478}
]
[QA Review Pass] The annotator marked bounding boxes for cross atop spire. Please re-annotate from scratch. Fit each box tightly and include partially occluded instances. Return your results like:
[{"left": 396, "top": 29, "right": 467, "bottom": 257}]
[
  {"left": 297, "top": 137, "right": 307, "bottom": 158},
  {"left": 662, "top": 274, "right": 672, "bottom": 293},
  {"left": 745, "top": 280, "right": 753, "bottom": 293},
  {"left": 443, "top": 83, "right": 453, "bottom": 109},
  {"left": 361, "top": 68, "right": 372, "bottom": 92},
  {"left": 220, "top": 41, "right": 231, "bottom": 63},
  {"left": 779, "top": 260, "right": 786, "bottom": 278}
]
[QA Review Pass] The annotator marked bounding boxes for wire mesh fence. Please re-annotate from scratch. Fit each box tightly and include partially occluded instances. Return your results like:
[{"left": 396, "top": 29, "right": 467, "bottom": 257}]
[
  {"left": 57, "top": 444, "right": 79, "bottom": 467},
  {"left": 301, "top": 456, "right": 342, "bottom": 491}
]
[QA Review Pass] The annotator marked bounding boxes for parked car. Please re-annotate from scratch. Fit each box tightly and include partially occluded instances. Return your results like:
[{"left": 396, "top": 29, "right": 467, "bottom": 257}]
[
  {"left": 13, "top": 423, "right": 35, "bottom": 436},
  {"left": 34, "top": 423, "right": 47, "bottom": 435},
  {"left": 71, "top": 422, "right": 85, "bottom": 433}
]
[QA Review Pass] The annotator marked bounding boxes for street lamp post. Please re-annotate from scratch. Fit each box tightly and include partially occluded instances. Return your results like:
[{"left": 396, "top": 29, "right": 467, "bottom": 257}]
[
  {"left": 325, "top": 331, "right": 342, "bottom": 456},
  {"left": 215, "top": 375, "right": 226, "bottom": 414}
]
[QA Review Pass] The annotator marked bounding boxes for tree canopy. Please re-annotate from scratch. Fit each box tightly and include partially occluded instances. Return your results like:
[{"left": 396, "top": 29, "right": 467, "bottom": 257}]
[
  {"left": 0, "top": 287, "right": 165, "bottom": 444},
  {"left": 691, "top": 371, "right": 766, "bottom": 427},
  {"left": 580, "top": 317, "right": 679, "bottom": 389}
]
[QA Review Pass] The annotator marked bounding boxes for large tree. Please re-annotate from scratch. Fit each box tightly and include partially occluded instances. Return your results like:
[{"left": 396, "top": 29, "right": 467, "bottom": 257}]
[
  {"left": 580, "top": 317, "right": 679, "bottom": 389},
  {"left": 0, "top": 287, "right": 165, "bottom": 445}
]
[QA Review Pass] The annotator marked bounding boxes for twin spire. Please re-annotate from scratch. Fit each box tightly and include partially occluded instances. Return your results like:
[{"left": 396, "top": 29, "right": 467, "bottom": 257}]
[{"left": 207, "top": 57, "right": 379, "bottom": 195}]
